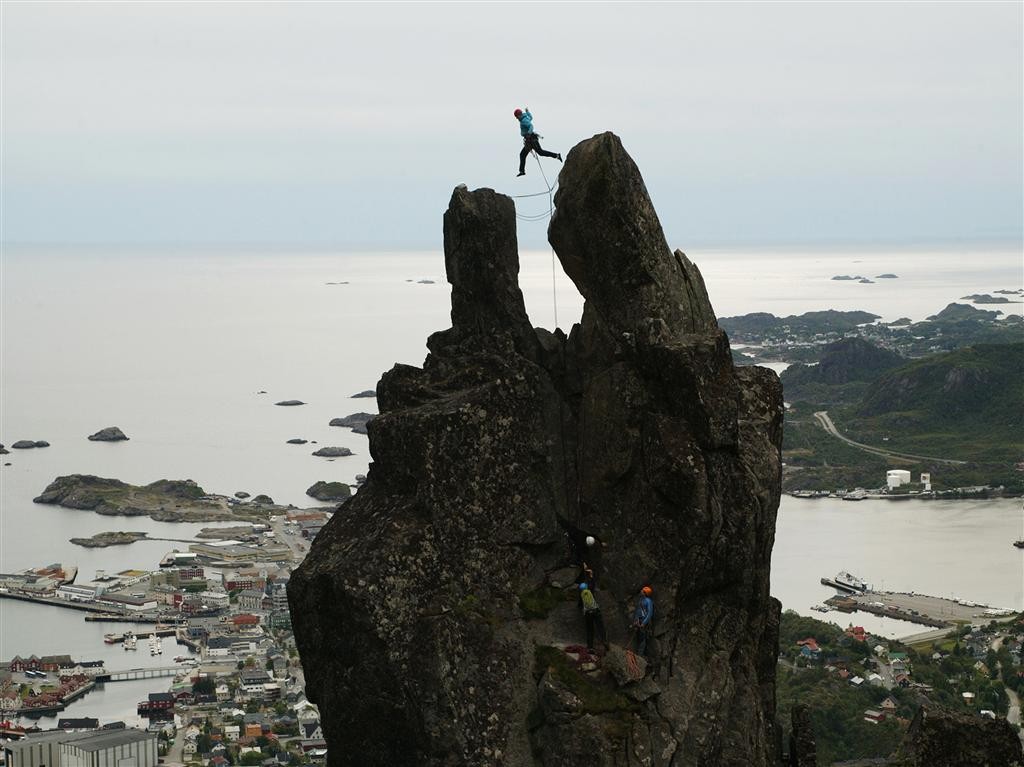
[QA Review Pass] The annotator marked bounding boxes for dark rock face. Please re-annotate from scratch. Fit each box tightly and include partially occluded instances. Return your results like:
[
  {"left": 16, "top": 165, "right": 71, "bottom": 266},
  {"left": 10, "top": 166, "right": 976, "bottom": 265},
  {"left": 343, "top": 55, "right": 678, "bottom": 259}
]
[
  {"left": 88, "top": 426, "right": 129, "bottom": 441},
  {"left": 251, "top": 494, "right": 274, "bottom": 505},
  {"left": 351, "top": 389, "right": 376, "bottom": 398},
  {"left": 276, "top": 400, "right": 306, "bottom": 406},
  {"left": 12, "top": 440, "right": 38, "bottom": 449},
  {"left": 289, "top": 133, "right": 784, "bottom": 766},
  {"left": 286, "top": 438, "right": 309, "bottom": 445},
  {"left": 895, "top": 705, "right": 1023, "bottom": 766},
  {"left": 788, "top": 704, "right": 817, "bottom": 766}
]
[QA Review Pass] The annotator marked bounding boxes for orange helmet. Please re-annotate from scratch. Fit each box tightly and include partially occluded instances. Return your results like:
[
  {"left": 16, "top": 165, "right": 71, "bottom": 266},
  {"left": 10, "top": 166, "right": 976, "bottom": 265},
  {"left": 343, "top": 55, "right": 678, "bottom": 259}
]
[{"left": 641, "top": 586, "right": 653, "bottom": 596}]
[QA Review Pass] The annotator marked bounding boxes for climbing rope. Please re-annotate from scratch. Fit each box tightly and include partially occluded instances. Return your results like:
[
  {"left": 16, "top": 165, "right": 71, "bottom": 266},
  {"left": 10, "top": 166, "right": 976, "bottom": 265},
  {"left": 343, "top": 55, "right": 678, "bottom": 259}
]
[
  {"left": 510, "top": 150, "right": 573, "bottom": 519},
  {"left": 535, "top": 152, "right": 558, "bottom": 330},
  {"left": 625, "top": 649, "right": 644, "bottom": 681},
  {"left": 509, "top": 150, "right": 560, "bottom": 330}
]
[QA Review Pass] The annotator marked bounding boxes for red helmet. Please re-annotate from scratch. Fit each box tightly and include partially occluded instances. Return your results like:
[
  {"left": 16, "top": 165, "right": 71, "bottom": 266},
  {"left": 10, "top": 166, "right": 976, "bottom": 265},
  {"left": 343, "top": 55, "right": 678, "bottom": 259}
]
[{"left": 513, "top": 108, "right": 523, "bottom": 118}]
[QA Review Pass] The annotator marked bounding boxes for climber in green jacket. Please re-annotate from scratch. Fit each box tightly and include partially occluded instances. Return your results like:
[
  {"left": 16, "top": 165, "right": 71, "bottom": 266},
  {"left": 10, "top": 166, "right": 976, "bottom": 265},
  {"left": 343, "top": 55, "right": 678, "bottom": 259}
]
[{"left": 578, "top": 582, "right": 608, "bottom": 654}]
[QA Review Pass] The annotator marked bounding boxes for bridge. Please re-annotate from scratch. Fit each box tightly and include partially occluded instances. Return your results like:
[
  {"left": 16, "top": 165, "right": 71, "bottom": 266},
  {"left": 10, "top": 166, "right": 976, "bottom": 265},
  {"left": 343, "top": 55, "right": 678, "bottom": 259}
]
[{"left": 96, "top": 666, "right": 182, "bottom": 682}]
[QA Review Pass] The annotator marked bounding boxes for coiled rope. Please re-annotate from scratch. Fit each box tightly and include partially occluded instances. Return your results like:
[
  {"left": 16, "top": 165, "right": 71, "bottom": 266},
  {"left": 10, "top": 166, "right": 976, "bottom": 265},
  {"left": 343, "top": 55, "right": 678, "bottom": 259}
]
[{"left": 625, "top": 649, "right": 644, "bottom": 681}]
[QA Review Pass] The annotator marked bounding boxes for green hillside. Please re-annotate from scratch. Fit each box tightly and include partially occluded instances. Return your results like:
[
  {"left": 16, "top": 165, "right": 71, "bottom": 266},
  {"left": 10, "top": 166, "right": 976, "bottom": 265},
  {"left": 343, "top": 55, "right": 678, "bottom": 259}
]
[
  {"left": 781, "top": 342, "right": 1024, "bottom": 490},
  {"left": 844, "top": 343, "right": 1024, "bottom": 461},
  {"left": 781, "top": 337, "right": 906, "bottom": 408}
]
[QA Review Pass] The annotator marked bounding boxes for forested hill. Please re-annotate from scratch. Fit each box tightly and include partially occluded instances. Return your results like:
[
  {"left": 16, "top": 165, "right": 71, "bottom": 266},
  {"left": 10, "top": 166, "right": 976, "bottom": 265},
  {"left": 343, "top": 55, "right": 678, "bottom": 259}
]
[
  {"left": 783, "top": 337, "right": 905, "bottom": 388},
  {"left": 857, "top": 342, "right": 1023, "bottom": 425},
  {"left": 718, "top": 309, "right": 880, "bottom": 339}
]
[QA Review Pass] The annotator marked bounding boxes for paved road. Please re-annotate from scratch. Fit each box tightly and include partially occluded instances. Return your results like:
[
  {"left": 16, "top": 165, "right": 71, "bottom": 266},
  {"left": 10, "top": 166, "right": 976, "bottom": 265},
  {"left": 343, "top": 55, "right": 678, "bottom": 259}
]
[
  {"left": 899, "top": 626, "right": 956, "bottom": 645},
  {"left": 813, "top": 411, "right": 967, "bottom": 465},
  {"left": 164, "top": 725, "right": 186, "bottom": 767},
  {"left": 991, "top": 636, "right": 1023, "bottom": 736}
]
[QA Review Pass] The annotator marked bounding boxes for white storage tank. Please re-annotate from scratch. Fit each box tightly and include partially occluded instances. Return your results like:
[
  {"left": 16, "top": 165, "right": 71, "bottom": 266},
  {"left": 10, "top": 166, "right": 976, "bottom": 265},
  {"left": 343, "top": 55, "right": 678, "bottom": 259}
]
[{"left": 886, "top": 469, "right": 912, "bottom": 489}]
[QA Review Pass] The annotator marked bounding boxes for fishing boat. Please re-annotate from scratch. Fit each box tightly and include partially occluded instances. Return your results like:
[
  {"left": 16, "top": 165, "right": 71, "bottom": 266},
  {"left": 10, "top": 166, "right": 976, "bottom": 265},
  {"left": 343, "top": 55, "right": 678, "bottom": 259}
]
[{"left": 123, "top": 632, "right": 137, "bottom": 650}]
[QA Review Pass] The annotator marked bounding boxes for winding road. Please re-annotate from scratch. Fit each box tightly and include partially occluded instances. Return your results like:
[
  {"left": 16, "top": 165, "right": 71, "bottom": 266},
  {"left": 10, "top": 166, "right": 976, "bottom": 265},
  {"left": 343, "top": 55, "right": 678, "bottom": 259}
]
[{"left": 812, "top": 411, "right": 967, "bottom": 465}]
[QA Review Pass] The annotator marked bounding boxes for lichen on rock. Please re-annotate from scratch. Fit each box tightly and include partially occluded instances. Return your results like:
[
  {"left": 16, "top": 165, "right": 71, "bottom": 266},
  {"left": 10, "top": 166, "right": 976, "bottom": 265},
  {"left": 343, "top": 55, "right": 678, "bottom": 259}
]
[{"left": 288, "top": 132, "right": 785, "bottom": 766}]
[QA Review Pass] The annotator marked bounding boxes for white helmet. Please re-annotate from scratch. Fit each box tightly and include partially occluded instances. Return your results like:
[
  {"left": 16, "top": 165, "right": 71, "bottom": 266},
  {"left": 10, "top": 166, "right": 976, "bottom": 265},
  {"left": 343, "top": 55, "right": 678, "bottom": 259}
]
[{"left": 585, "top": 536, "right": 595, "bottom": 546}]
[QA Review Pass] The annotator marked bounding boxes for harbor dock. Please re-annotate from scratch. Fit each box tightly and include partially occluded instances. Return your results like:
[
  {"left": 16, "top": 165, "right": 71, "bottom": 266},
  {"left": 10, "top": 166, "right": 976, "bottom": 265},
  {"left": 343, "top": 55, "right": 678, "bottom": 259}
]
[{"left": 824, "top": 590, "right": 1014, "bottom": 629}]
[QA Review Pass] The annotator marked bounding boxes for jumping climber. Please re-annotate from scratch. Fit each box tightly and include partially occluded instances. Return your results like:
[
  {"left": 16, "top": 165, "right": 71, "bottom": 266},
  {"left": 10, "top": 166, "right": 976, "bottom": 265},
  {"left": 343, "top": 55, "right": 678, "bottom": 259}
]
[{"left": 514, "top": 107, "right": 562, "bottom": 176}]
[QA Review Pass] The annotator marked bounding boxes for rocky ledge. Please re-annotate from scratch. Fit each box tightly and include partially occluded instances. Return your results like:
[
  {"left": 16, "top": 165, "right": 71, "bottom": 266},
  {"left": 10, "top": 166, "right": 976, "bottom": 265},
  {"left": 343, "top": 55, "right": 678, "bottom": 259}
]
[{"left": 288, "top": 133, "right": 786, "bottom": 766}]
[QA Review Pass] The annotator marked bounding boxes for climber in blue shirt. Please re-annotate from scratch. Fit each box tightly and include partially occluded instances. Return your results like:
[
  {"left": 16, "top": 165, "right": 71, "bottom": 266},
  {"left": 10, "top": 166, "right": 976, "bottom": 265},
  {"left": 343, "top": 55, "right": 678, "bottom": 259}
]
[
  {"left": 632, "top": 585, "right": 654, "bottom": 657},
  {"left": 513, "top": 107, "right": 562, "bottom": 177}
]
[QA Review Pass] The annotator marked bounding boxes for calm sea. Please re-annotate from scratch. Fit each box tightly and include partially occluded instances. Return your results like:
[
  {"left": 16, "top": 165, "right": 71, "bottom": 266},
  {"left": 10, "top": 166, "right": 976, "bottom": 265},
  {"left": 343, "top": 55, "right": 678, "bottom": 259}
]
[{"left": 2, "top": 244, "right": 1022, "bottom": 724}]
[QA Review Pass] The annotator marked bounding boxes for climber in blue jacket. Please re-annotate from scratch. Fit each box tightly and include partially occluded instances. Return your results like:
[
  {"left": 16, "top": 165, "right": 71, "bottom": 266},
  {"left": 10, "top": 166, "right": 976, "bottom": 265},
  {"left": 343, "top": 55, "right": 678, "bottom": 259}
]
[
  {"left": 632, "top": 585, "right": 654, "bottom": 657},
  {"left": 514, "top": 107, "right": 561, "bottom": 177}
]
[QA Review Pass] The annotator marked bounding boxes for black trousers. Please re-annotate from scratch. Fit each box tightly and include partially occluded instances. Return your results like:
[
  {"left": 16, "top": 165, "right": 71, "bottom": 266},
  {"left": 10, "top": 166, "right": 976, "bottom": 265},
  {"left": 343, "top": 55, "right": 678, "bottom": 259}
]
[
  {"left": 585, "top": 609, "right": 607, "bottom": 650},
  {"left": 520, "top": 133, "right": 559, "bottom": 173},
  {"left": 633, "top": 625, "right": 651, "bottom": 656}
]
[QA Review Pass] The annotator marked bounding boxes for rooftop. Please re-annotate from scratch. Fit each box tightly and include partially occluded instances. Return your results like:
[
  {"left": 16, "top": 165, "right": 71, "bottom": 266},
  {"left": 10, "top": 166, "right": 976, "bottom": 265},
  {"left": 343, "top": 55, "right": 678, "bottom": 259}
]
[{"left": 67, "top": 729, "right": 156, "bottom": 751}]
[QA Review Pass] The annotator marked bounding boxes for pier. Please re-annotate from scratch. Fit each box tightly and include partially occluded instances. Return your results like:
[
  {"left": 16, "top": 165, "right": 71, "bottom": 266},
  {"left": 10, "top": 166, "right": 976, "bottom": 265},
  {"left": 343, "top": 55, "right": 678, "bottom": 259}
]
[
  {"left": 824, "top": 590, "right": 1013, "bottom": 629},
  {"left": 103, "top": 627, "right": 179, "bottom": 643},
  {"left": 0, "top": 591, "right": 115, "bottom": 614}
]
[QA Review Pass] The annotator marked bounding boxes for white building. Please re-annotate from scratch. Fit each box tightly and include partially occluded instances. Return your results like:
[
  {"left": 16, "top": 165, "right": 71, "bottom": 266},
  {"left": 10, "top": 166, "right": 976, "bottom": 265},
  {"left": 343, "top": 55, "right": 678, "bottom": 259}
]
[
  {"left": 198, "top": 591, "right": 230, "bottom": 610},
  {"left": 886, "top": 470, "right": 912, "bottom": 489},
  {"left": 56, "top": 584, "right": 98, "bottom": 602},
  {"left": 920, "top": 472, "right": 931, "bottom": 491}
]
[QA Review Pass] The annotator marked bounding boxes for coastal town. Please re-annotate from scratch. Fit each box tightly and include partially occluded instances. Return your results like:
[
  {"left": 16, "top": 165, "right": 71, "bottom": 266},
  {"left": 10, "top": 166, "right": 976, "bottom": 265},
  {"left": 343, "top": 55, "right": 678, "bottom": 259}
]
[
  {"left": 1, "top": 508, "right": 332, "bottom": 766},
  {"left": 778, "top": 611, "right": 1024, "bottom": 735}
]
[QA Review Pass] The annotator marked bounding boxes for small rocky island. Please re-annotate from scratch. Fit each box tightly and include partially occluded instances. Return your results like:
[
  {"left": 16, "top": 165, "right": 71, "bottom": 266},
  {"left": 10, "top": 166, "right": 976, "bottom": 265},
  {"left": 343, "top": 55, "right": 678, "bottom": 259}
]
[
  {"left": 88, "top": 426, "right": 128, "bottom": 441},
  {"left": 34, "top": 475, "right": 272, "bottom": 522},
  {"left": 69, "top": 531, "right": 148, "bottom": 548},
  {"left": 306, "top": 481, "right": 351, "bottom": 502},
  {"left": 311, "top": 447, "right": 353, "bottom": 457},
  {"left": 328, "top": 413, "right": 375, "bottom": 434}
]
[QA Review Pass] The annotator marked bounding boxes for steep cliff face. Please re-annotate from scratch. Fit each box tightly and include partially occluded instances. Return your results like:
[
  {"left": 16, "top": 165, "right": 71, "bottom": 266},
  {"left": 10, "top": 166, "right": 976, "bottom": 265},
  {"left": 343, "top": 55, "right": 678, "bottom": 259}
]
[
  {"left": 893, "top": 706, "right": 1023, "bottom": 767},
  {"left": 288, "top": 132, "right": 785, "bottom": 766}
]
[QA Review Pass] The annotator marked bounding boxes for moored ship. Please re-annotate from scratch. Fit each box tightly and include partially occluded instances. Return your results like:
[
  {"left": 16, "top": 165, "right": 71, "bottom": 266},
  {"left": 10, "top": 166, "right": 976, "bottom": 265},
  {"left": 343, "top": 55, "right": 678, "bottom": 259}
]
[{"left": 820, "top": 570, "right": 869, "bottom": 594}]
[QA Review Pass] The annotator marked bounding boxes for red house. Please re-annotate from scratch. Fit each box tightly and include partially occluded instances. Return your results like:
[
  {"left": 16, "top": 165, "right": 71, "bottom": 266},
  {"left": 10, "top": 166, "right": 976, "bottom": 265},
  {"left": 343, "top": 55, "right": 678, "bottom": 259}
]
[{"left": 845, "top": 625, "right": 867, "bottom": 643}]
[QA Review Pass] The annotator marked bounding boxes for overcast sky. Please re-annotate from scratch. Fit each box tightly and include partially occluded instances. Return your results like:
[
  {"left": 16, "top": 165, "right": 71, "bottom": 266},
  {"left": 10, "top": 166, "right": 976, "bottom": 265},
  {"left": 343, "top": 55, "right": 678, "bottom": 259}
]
[{"left": 2, "top": 2, "right": 1021, "bottom": 248}]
